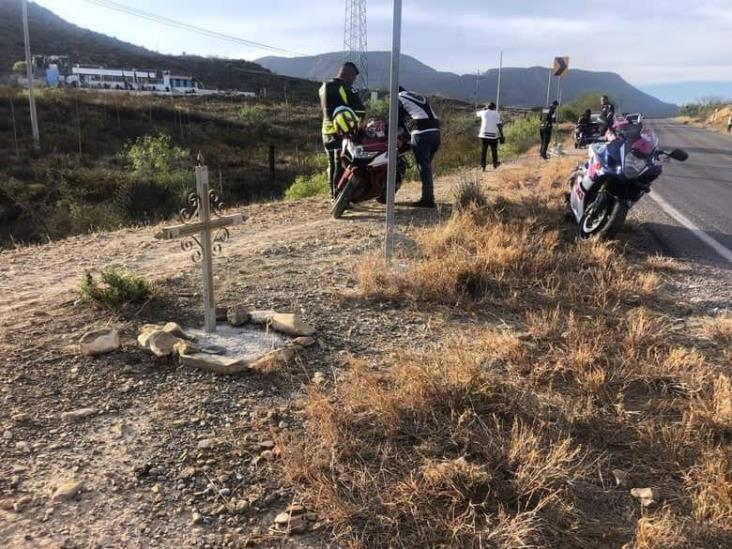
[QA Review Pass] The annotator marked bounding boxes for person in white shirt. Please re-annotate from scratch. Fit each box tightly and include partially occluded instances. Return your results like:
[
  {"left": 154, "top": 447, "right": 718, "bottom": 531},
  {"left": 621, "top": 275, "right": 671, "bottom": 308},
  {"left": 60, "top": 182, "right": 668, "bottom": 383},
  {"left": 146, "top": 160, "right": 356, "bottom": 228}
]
[
  {"left": 728, "top": 115, "right": 732, "bottom": 133},
  {"left": 476, "top": 102, "right": 504, "bottom": 170}
]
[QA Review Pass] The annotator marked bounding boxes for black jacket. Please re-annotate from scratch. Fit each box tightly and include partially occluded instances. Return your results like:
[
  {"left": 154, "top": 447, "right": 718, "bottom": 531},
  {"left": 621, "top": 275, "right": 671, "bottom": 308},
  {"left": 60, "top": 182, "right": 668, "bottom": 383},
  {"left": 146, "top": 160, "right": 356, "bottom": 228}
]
[
  {"left": 319, "top": 78, "right": 366, "bottom": 139},
  {"left": 540, "top": 106, "right": 558, "bottom": 129}
]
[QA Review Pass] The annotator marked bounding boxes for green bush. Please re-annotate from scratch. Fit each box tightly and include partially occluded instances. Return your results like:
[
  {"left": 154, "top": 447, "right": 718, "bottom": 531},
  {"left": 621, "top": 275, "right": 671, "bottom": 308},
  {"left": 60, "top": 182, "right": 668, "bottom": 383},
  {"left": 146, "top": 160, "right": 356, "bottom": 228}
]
[
  {"left": 238, "top": 104, "right": 269, "bottom": 124},
  {"left": 502, "top": 115, "right": 540, "bottom": 159},
  {"left": 125, "top": 133, "right": 188, "bottom": 173},
  {"left": 284, "top": 171, "right": 330, "bottom": 200},
  {"left": 79, "top": 269, "right": 151, "bottom": 308}
]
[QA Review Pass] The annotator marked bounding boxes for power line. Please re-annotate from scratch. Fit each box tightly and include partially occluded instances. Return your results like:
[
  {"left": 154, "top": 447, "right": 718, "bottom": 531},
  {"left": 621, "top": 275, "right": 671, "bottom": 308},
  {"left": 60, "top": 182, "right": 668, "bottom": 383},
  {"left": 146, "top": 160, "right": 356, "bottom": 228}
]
[{"left": 82, "top": 0, "right": 306, "bottom": 57}]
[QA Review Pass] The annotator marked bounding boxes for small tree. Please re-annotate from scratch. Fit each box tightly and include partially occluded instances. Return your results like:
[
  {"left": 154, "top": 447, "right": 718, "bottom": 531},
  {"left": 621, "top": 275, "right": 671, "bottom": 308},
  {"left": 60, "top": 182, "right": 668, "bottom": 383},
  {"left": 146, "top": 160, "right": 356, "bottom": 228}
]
[{"left": 12, "top": 60, "right": 27, "bottom": 75}]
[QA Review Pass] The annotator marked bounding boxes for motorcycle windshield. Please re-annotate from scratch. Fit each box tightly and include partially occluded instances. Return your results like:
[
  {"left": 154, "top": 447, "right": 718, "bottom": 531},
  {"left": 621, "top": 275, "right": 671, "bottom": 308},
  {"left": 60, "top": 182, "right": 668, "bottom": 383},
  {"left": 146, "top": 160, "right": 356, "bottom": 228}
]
[{"left": 598, "top": 140, "right": 624, "bottom": 170}]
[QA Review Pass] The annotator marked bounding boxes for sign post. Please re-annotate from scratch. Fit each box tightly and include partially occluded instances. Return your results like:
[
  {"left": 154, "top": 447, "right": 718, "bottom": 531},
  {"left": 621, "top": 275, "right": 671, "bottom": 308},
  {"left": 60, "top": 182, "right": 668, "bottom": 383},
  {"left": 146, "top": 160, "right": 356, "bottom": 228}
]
[
  {"left": 384, "top": 0, "right": 402, "bottom": 262},
  {"left": 156, "top": 156, "right": 245, "bottom": 333},
  {"left": 496, "top": 50, "right": 503, "bottom": 110},
  {"left": 551, "top": 56, "right": 570, "bottom": 156}
]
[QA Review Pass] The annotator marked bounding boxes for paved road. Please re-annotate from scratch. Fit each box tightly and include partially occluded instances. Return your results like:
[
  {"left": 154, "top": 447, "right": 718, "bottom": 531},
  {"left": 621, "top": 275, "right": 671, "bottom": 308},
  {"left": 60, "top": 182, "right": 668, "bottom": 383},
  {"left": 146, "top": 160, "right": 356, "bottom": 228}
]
[{"left": 637, "top": 120, "right": 732, "bottom": 266}]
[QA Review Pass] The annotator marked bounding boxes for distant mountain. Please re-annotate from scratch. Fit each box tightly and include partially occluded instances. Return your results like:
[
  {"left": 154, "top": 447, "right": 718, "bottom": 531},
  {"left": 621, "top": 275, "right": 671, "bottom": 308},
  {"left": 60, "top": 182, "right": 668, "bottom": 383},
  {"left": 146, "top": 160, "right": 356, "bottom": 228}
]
[
  {"left": 0, "top": 0, "right": 316, "bottom": 100},
  {"left": 257, "top": 51, "right": 679, "bottom": 116}
]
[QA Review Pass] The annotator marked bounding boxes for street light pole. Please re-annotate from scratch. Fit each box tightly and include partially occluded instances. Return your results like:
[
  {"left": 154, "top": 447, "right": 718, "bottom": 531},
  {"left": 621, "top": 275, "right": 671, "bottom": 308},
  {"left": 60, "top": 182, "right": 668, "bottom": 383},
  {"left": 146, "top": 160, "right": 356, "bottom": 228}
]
[
  {"left": 384, "top": 0, "right": 402, "bottom": 262},
  {"left": 21, "top": 0, "right": 40, "bottom": 151}
]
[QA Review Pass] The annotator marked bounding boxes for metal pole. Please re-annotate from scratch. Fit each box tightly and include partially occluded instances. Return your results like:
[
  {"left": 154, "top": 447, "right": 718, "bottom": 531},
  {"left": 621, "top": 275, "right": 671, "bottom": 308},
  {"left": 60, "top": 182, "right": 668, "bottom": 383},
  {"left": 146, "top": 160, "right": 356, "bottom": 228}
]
[
  {"left": 384, "top": 0, "right": 402, "bottom": 262},
  {"left": 545, "top": 66, "right": 553, "bottom": 108},
  {"left": 196, "top": 165, "right": 217, "bottom": 333},
  {"left": 21, "top": 0, "right": 40, "bottom": 151},
  {"left": 496, "top": 51, "right": 503, "bottom": 110},
  {"left": 474, "top": 71, "right": 479, "bottom": 110}
]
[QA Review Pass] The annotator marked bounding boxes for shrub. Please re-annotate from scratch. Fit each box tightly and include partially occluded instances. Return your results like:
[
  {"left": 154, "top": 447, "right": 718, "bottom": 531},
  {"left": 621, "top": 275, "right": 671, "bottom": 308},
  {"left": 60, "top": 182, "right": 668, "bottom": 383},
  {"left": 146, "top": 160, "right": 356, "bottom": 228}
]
[
  {"left": 79, "top": 269, "right": 151, "bottom": 308},
  {"left": 284, "top": 171, "right": 329, "bottom": 200},
  {"left": 238, "top": 104, "right": 269, "bottom": 124},
  {"left": 454, "top": 176, "right": 488, "bottom": 212},
  {"left": 125, "top": 133, "right": 188, "bottom": 173}
]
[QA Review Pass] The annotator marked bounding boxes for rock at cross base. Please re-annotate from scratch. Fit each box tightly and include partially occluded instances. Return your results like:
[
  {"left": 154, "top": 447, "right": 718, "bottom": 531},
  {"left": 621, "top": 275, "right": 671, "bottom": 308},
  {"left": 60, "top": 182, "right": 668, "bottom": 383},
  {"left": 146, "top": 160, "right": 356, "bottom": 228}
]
[
  {"left": 248, "top": 347, "right": 297, "bottom": 374},
  {"left": 227, "top": 305, "right": 251, "bottom": 327},
  {"left": 179, "top": 352, "right": 250, "bottom": 375},
  {"left": 269, "top": 314, "right": 316, "bottom": 337},
  {"left": 162, "top": 322, "right": 194, "bottom": 341},
  {"left": 79, "top": 329, "right": 120, "bottom": 357},
  {"left": 248, "top": 310, "right": 277, "bottom": 325},
  {"left": 147, "top": 331, "right": 182, "bottom": 357}
]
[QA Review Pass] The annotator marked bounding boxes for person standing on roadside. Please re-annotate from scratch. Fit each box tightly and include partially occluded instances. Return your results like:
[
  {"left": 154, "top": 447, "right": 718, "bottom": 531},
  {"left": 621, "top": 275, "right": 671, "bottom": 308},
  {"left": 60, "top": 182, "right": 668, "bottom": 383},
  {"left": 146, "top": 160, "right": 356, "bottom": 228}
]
[
  {"left": 319, "top": 62, "right": 366, "bottom": 198},
  {"left": 476, "top": 102, "right": 505, "bottom": 171},
  {"left": 727, "top": 115, "right": 732, "bottom": 133},
  {"left": 600, "top": 94, "right": 616, "bottom": 133},
  {"left": 539, "top": 101, "right": 559, "bottom": 160},
  {"left": 398, "top": 86, "right": 441, "bottom": 208}
]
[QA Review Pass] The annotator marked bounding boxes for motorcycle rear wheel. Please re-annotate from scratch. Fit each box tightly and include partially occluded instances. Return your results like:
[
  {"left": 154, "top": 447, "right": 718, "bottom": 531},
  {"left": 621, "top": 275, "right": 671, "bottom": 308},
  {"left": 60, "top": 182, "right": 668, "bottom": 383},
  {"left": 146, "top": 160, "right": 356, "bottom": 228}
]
[
  {"left": 332, "top": 178, "right": 358, "bottom": 219},
  {"left": 578, "top": 191, "right": 628, "bottom": 240}
]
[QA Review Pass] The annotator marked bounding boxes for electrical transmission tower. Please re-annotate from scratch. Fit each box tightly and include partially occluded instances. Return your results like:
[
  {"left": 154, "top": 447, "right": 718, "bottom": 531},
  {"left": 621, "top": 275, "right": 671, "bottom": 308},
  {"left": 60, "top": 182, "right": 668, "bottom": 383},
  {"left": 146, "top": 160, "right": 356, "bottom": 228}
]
[{"left": 344, "top": 0, "right": 368, "bottom": 89}]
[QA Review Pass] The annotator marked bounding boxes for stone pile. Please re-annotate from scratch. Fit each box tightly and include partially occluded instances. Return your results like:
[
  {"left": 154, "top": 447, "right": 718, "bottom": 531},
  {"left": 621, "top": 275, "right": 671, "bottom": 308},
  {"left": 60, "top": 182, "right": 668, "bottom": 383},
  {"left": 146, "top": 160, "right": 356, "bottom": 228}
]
[{"left": 135, "top": 306, "right": 316, "bottom": 375}]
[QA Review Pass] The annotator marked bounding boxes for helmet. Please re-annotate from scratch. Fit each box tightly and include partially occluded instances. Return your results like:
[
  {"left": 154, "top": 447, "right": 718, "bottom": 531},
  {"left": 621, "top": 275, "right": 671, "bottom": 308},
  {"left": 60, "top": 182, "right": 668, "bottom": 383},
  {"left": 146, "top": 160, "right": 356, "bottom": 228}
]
[{"left": 332, "top": 106, "right": 359, "bottom": 139}]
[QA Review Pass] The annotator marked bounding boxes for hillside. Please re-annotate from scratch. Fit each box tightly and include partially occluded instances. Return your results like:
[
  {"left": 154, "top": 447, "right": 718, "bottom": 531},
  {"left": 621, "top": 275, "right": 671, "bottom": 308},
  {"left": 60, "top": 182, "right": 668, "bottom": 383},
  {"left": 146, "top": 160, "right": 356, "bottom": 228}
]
[
  {"left": 0, "top": 0, "right": 316, "bottom": 100},
  {"left": 257, "top": 51, "right": 679, "bottom": 116}
]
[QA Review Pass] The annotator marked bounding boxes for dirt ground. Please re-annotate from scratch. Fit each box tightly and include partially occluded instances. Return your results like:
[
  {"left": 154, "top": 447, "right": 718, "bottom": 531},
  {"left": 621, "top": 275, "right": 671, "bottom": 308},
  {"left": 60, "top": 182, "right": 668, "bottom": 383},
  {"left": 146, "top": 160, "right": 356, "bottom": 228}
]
[
  {"left": 0, "top": 156, "right": 727, "bottom": 548},
  {"left": 0, "top": 170, "right": 467, "bottom": 548}
]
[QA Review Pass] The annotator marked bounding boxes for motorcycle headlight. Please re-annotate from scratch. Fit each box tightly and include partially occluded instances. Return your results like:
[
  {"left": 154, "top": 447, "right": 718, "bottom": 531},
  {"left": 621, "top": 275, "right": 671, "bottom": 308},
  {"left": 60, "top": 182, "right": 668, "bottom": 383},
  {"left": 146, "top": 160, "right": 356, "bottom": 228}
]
[
  {"left": 624, "top": 152, "right": 648, "bottom": 178},
  {"left": 352, "top": 145, "right": 378, "bottom": 160}
]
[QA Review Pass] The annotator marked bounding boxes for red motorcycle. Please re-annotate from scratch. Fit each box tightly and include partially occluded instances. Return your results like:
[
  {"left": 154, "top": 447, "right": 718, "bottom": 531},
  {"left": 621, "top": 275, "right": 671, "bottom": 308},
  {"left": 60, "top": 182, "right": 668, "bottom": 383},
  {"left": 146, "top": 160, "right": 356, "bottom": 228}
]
[{"left": 332, "top": 119, "right": 411, "bottom": 219}]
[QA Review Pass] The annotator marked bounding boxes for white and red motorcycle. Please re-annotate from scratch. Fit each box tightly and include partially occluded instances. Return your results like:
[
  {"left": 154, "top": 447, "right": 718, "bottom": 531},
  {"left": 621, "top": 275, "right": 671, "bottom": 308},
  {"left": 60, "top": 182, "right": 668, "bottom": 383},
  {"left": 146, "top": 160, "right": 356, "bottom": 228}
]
[{"left": 567, "top": 117, "right": 688, "bottom": 239}]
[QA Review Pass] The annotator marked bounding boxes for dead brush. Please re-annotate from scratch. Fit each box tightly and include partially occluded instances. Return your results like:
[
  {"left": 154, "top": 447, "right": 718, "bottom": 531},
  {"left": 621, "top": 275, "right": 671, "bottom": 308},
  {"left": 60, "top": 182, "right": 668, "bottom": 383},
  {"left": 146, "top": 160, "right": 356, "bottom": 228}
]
[
  {"left": 285, "top": 159, "right": 732, "bottom": 547},
  {"left": 281, "top": 343, "right": 590, "bottom": 548},
  {"left": 453, "top": 175, "right": 488, "bottom": 213}
]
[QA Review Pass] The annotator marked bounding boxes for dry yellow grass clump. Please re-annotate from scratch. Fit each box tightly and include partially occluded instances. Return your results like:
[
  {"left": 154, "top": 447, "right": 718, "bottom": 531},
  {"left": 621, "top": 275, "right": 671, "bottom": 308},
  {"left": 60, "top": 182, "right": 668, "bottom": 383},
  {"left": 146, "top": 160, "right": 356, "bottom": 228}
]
[{"left": 282, "top": 160, "right": 731, "bottom": 548}]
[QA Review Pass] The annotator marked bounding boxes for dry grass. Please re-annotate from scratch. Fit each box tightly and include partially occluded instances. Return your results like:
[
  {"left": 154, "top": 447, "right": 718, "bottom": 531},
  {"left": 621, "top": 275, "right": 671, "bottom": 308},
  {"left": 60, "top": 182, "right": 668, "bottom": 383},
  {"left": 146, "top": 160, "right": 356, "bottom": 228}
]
[{"left": 282, "top": 159, "right": 731, "bottom": 548}]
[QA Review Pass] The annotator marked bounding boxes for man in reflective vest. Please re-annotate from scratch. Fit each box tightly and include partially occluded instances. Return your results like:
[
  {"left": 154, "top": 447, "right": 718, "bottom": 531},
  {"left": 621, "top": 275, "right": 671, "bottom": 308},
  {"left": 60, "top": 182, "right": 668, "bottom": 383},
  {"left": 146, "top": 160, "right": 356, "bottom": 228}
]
[{"left": 319, "top": 62, "right": 366, "bottom": 198}]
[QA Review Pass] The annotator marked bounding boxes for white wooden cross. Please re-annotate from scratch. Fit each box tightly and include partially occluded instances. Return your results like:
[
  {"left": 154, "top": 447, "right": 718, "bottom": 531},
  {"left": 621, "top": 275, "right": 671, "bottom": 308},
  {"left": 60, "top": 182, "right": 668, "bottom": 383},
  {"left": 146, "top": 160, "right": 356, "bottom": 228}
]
[{"left": 155, "top": 156, "right": 245, "bottom": 332}]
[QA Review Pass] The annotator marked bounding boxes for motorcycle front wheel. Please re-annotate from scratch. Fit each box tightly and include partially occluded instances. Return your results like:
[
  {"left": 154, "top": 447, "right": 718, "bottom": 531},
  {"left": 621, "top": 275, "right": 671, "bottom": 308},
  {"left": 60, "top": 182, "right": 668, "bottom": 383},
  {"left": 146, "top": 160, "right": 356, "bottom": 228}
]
[
  {"left": 578, "top": 191, "right": 629, "bottom": 240},
  {"left": 332, "top": 178, "right": 358, "bottom": 219}
]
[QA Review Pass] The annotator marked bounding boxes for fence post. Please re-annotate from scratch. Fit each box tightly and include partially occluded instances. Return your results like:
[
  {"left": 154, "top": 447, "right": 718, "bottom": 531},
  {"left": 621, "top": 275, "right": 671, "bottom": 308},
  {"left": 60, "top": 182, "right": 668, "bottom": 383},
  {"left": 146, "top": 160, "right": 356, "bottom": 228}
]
[
  {"left": 9, "top": 98, "right": 19, "bottom": 157},
  {"left": 268, "top": 144, "right": 275, "bottom": 181}
]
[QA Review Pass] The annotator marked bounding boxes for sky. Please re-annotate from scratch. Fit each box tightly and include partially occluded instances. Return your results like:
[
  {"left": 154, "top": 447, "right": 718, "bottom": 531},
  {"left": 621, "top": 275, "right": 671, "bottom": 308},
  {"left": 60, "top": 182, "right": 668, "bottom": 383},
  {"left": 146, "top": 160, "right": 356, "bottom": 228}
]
[{"left": 33, "top": 0, "right": 732, "bottom": 103}]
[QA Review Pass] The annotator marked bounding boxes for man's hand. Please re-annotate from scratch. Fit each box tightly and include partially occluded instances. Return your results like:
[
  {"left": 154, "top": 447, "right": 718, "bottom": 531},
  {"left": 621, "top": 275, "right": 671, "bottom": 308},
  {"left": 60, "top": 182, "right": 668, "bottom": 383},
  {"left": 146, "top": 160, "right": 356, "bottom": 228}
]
[{"left": 499, "top": 135, "right": 506, "bottom": 144}]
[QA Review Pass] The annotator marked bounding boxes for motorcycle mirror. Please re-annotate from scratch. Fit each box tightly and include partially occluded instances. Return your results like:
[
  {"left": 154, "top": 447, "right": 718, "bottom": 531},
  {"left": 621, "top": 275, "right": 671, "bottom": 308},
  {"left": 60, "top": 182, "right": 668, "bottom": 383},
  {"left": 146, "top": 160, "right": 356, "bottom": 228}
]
[{"left": 668, "top": 149, "right": 689, "bottom": 162}]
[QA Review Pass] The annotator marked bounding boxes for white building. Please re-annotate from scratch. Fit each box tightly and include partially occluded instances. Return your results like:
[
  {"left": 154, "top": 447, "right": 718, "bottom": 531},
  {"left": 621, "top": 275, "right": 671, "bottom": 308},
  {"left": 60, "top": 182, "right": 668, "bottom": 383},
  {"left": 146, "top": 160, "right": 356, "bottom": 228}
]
[{"left": 66, "top": 66, "right": 200, "bottom": 94}]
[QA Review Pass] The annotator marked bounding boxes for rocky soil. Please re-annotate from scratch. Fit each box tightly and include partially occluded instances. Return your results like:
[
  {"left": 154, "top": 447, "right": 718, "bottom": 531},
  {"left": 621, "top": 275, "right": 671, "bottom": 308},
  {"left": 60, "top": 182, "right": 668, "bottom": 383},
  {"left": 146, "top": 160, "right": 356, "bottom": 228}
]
[{"left": 1, "top": 160, "right": 728, "bottom": 548}]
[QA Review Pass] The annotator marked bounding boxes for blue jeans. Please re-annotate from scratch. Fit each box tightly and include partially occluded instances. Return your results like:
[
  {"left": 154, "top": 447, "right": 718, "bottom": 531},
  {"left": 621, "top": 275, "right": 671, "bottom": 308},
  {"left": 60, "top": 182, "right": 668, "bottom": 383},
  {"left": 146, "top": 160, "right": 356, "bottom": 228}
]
[{"left": 411, "top": 131, "right": 441, "bottom": 202}]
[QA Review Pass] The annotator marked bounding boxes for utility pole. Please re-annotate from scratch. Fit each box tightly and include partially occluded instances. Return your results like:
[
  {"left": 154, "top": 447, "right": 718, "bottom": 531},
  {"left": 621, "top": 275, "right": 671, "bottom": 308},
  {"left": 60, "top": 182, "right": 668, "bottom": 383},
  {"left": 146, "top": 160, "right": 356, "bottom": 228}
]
[
  {"left": 344, "top": 0, "right": 369, "bottom": 89},
  {"left": 22, "top": 0, "right": 40, "bottom": 151},
  {"left": 384, "top": 0, "right": 401, "bottom": 262},
  {"left": 496, "top": 50, "right": 503, "bottom": 109}
]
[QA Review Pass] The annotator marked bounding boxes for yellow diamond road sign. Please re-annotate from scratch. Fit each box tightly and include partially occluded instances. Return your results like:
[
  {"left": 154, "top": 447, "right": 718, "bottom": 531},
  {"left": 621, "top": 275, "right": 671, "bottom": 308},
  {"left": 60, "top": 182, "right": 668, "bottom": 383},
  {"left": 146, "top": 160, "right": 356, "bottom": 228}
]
[{"left": 553, "top": 57, "right": 570, "bottom": 77}]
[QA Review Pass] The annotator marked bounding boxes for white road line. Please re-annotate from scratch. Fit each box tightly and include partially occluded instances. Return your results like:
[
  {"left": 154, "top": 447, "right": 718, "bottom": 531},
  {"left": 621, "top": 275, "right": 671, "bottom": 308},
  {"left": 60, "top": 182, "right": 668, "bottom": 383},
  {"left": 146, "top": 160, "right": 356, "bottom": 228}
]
[{"left": 649, "top": 192, "right": 732, "bottom": 264}]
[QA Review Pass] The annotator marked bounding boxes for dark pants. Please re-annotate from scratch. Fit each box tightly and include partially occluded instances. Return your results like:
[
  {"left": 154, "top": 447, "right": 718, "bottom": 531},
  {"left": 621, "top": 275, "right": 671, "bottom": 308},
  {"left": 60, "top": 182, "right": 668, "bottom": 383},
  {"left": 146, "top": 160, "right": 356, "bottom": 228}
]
[
  {"left": 411, "top": 131, "right": 441, "bottom": 202},
  {"left": 324, "top": 138, "right": 343, "bottom": 198},
  {"left": 480, "top": 138, "right": 499, "bottom": 170},
  {"left": 539, "top": 127, "right": 553, "bottom": 159}
]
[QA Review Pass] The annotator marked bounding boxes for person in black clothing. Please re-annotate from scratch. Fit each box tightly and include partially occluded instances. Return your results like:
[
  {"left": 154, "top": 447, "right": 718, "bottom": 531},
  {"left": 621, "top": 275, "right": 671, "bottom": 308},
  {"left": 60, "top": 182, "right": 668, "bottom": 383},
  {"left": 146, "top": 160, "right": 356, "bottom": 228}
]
[
  {"left": 539, "top": 101, "right": 559, "bottom": 159},
  {"left": 398, "top": 86, "right": 441, "bottom": 208},
  {"left": 319, "top": 62, "right": 366, "bottom": 198},
  {"left": 600, "top": 95, "right": 615, "bottom": 134}
]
